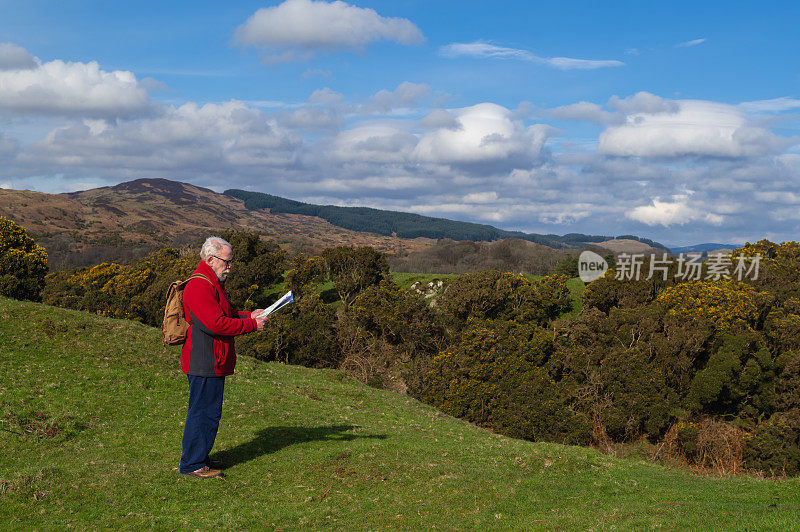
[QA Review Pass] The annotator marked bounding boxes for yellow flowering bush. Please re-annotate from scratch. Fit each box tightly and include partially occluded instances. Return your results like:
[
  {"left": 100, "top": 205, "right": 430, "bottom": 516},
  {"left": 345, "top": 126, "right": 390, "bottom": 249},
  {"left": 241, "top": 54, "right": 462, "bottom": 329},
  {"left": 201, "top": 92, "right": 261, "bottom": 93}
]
[
  {"left": 656, "top": 280, "right": 765, "bottom": 333},
  {"left": 0, "top": 217, "right": 48, "bottom": 301},
  {"left": 423, "top": 318, "right": 590, "bottom": 444}
]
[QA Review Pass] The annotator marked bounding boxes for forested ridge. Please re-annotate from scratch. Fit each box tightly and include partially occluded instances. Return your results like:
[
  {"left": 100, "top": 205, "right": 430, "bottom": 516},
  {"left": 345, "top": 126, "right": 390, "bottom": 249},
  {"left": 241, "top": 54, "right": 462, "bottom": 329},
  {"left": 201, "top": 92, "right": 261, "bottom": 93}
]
[{"left": 225, "top": 189, "right": 668, "bottom": 250}]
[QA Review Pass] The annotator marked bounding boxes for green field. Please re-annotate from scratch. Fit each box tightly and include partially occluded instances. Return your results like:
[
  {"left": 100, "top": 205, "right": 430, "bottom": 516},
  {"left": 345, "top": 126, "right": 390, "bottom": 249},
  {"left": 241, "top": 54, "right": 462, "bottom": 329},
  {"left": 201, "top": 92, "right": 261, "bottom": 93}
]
[
  {"left": 392, "top": 272, "right": 586, "bottom": 316},
  {"left": 1, "top": 296, "right": 798, "bottom": 529}
]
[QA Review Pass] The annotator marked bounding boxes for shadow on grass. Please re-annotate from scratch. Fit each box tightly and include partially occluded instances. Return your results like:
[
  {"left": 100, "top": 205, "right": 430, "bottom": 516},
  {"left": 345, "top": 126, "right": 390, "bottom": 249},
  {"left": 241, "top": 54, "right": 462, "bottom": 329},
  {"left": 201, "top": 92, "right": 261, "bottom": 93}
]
[{"left": 214, "top": 425, "right": 385, "bottom": 468}]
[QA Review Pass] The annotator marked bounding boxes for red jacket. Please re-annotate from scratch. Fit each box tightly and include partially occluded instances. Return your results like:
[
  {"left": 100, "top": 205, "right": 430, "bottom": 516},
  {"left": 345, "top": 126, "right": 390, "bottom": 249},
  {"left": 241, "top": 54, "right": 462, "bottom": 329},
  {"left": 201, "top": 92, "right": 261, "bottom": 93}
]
[{"left": 180, "top": 261, "right": 257, "bottom": 377}]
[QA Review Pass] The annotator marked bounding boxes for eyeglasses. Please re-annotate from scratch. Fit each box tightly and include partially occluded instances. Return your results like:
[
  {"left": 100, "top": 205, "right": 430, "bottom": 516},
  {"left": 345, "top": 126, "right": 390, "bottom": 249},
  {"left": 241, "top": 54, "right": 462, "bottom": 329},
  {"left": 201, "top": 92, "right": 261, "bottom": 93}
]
[{"left": 212, "top": 255, "right": 234, "bottom": 268}]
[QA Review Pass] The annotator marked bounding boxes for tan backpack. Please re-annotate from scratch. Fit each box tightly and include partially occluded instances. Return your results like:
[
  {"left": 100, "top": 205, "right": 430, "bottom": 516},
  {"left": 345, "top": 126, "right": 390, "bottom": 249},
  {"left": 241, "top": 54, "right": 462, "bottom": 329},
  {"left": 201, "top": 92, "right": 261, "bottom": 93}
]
[{"left": 162, "top": 273, "right": 216, "bottom": 345}]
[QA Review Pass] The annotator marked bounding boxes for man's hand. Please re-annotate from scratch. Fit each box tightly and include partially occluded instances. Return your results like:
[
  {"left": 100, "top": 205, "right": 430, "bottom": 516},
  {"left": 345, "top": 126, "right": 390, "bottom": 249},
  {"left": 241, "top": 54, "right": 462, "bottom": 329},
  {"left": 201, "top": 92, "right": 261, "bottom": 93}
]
[{"left": 254, "top": 312, "right": 268, "bottom": 331}]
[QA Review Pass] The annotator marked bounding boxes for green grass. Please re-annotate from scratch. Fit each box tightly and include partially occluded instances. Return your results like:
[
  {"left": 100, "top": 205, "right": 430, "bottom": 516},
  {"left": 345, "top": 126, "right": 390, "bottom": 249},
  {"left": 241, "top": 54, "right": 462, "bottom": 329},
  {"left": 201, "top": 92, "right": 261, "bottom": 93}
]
[
  {"left": 2, "top": 297, "right": 798, "bottom": 529},
  {"left": 391, "top": 272, "right": 458, "bottom": 290}
]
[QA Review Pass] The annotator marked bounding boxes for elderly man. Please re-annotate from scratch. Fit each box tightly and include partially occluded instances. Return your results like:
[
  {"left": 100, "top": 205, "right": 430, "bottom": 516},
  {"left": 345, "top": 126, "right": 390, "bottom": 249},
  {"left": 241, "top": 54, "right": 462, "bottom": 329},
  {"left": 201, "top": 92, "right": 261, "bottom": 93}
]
[{"left": 179, "top": 236, "right": 268, "bottom": 479}]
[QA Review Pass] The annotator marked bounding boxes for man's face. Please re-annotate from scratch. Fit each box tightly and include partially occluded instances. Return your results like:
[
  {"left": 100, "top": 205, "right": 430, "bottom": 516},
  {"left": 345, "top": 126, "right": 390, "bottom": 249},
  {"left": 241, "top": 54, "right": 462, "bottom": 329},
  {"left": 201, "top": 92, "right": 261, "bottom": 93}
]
[{"left": 208, "top": 245, "right": 233, "bottom": 282}]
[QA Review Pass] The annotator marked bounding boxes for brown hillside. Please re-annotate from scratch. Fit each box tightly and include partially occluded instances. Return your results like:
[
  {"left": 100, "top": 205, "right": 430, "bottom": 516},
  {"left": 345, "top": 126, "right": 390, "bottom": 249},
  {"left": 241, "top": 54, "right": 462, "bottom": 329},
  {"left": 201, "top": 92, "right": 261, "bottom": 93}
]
[
  {"left": 0, "top": 178, "right": 435, "bottom": 269},
  {"left": 588, "top": 238, "right": 662, "bottom": 255}
]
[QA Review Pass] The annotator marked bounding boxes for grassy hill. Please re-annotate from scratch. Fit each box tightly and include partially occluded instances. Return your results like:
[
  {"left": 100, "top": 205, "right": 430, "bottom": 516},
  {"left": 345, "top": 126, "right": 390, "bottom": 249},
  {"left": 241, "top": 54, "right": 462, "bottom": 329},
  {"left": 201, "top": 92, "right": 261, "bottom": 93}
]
[{"left": 2, "top": 297, "right": 798, "bottom": 529}]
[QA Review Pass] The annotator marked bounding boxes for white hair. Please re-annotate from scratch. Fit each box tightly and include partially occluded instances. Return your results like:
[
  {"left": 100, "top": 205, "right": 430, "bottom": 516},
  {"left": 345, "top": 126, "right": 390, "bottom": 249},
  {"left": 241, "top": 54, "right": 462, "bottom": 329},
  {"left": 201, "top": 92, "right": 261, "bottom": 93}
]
[{"left": 200, "top": 236, "right": 232, "bottom": 261}]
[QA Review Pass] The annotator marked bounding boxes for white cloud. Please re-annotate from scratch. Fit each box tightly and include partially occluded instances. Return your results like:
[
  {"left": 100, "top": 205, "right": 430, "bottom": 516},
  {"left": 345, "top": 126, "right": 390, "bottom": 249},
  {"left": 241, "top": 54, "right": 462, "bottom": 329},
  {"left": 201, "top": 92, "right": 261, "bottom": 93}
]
[
  {"left": 278, "top": 106, "right": 343, "bottom": 131},
  {"left": 676, "top": 38, "right": 706, "bottom": 48},
  {"left": 0, "top": 46, "right": 152, "bottom": 118},
  {"left": 462, "top": 191, "right": 497, "bottom": 204},
  {"left": 739, "top": 97, "right": 800, "bottom": 113},
  {"left": 308, "top": 87, "right": 345, "bottom": 106},
  {"left": 0, "top": 43, "right": 36, "bottom": 70},
  {"left": 234, "top": 0, "right": 424, "bottom": 63},
  {"left": 627, "top": 194, "right": 723, "bottom": 226},
  {"left": 599, "top": 99, "right": 791, "bottom": 158},
  {"left": 608, "top": 92, "right": 679, "bottom": 114},
  {"left": 440, "top": 42, "right": 535, "bottom": 61},
  {"left": 329, "top": 123, "right": 418, "bottom": 163},
  {"left": 439, "top": 41, "right": 624, "bottom": 70},
  {"left": 546, "top": 57, "right": 625, "bottom": 70},
  {"left": 753, "top": 190, "right": 800, "bottom": 204},
  {"left": 413, "top": 103, "right": 553, "bottom": 170},
  {"left": 361, "top": 82, "right": 430, "bottom": 115},
  {"left": 418, "top": 109, "right": 460, "bottom": 130},
  {"left": 20, "top": 100, "right": 302, "bottom": 174},
  {"left": 550, "top": 101, "right": 620, "bottom": 124}
]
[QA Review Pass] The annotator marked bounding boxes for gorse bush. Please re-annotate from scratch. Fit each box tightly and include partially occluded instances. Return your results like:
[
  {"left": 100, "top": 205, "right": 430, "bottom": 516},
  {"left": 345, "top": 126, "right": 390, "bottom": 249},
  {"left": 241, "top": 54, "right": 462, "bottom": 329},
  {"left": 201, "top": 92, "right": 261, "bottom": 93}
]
[
  {"left": 321, "top": 246, "right": 388, "bottom": 307},
  {"left": 43, "top": 248, "right": 194, "bottom": 322},
  {"left": 338, "top": 280, "right": 445, "bottom": 393},
  {"left": 437, "top": 271, "right": 572, "bottom": 330},
  {"left": 657, "top": 280, "right": 768, "bottom": 334},
  {"left": 42, "top": 230, "right": 284, "bottom": 325},
  {"left": 283, "top": 254, "right": 326, "bottom": 299},
  {"left": 0, "top": 217, "right": 48, "bottom": 301},
  {"left": 568, "top": 240, "right": 800, "bottom": 474},
  {"left": 423, "top": 318, "right": 590, "bottom": 444},
  {"left": 239, "top": 293, "right": 340, "bottom": 368}
]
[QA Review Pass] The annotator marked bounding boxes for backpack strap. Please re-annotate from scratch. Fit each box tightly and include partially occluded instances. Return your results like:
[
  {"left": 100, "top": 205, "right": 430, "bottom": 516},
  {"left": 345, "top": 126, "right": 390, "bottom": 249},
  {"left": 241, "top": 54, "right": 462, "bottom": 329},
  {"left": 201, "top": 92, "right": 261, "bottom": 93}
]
[
  {"left": 183, "top": 274, "right": 219, "bottom": 327},
  {"left": 184, "top": 273, "right": 219, "bottom": 301}
]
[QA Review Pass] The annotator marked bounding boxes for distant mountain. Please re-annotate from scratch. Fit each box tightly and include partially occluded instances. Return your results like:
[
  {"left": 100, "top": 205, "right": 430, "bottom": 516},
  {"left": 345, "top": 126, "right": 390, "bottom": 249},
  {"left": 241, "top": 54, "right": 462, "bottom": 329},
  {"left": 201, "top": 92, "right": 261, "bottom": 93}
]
[
  {"left": 225, "top": 189, "right": 669, "bottom": 251},
  {"left": 0, "top": 178, "right": 435, "bottom": 269},
  {"left": 670, "top": 243, "right": 739, "bottom": 254},
  {"left": 0, "top": 178, "right": 669, "bottom": 271}
]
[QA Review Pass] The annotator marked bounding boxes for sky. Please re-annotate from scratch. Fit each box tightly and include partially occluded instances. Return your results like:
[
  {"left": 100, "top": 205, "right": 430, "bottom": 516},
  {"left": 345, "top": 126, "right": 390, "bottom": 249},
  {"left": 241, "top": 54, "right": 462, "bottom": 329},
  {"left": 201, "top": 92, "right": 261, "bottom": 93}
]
[{"left": 0, "top": 0, "right": 798, "bottom": 247}]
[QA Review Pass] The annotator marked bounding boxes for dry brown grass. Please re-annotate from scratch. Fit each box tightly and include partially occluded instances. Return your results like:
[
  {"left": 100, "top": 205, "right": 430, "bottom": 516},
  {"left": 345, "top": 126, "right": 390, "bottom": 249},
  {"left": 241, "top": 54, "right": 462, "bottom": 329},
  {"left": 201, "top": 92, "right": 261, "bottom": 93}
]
[{"left": 653, "top": 418, "right": 747, "bottom": 476}]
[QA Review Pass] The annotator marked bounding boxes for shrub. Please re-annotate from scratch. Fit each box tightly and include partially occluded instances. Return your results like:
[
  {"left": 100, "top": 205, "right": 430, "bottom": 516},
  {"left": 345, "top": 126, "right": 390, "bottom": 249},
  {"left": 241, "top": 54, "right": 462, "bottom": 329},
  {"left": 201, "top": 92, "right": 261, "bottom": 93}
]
[
  {"left": 42, "top": 248, "right": 195, "bottom": 324},
  {"left": 552, "top": 255, "right": 578, "bottom": 277},
  {"left": 743, "top": 413, "right": 800, "bottom": 476},
  {"left": 338, "top": 280, "right": 445, "bottom": 393},
  {"left": 437, "top": 271, "right": 572, "bottom": 330},
  {"left": 582, "top": 256, "right": 676, "bottom": 314},
  {"left": 284, "top": 254, "right": 326, "bottom": 299},
  {"left": 657, "top": 280, "right": 768, "bottom": 334},
  {"left": 0, "top": 217, "right": 48, "bottom": 301},
  {"left": 733, "top": 240, "right": 800, "bottom": 303},
  {"left": 424, "top": 318, "right": 590, "bottom": 444},
  {"left": 321, "top": 246, "right": 388, "bottom": 307},
  {"left": 763, "top": 298, "right": 800, "bottom": 353},
  {"left": 42, "top": 234, "right": 285, "bottom": 324},
  {"left": 238, "top": 293, "right": 340, "bottom": 368},
  {"left": 597, "top": 347, "right": 674, "bottom": 440},
  {"left": 687, "top": 332, "right": 775, "bottom": 419}
]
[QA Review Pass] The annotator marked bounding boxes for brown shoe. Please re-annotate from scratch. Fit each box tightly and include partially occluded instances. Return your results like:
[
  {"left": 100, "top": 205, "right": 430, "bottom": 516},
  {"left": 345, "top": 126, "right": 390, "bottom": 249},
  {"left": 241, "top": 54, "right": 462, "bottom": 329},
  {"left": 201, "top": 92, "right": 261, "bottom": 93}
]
[{"left": 185, "top": 466, "right": 222, "bottom": 479}]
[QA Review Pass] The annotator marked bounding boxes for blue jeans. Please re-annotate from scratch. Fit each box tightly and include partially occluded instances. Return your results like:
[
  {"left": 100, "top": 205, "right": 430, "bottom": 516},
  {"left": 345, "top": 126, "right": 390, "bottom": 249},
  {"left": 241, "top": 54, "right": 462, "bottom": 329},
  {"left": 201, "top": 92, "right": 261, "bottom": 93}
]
[{"left": 180, "top": 375, "right": 225, "bottom": 473}]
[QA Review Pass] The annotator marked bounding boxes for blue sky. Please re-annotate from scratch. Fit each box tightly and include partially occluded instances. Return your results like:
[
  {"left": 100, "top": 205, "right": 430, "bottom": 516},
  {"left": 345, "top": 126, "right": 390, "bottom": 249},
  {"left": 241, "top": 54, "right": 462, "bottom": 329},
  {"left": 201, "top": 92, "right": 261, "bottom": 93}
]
[{"left": 0, "top": 0, "right": 798, "bottom": 246}]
